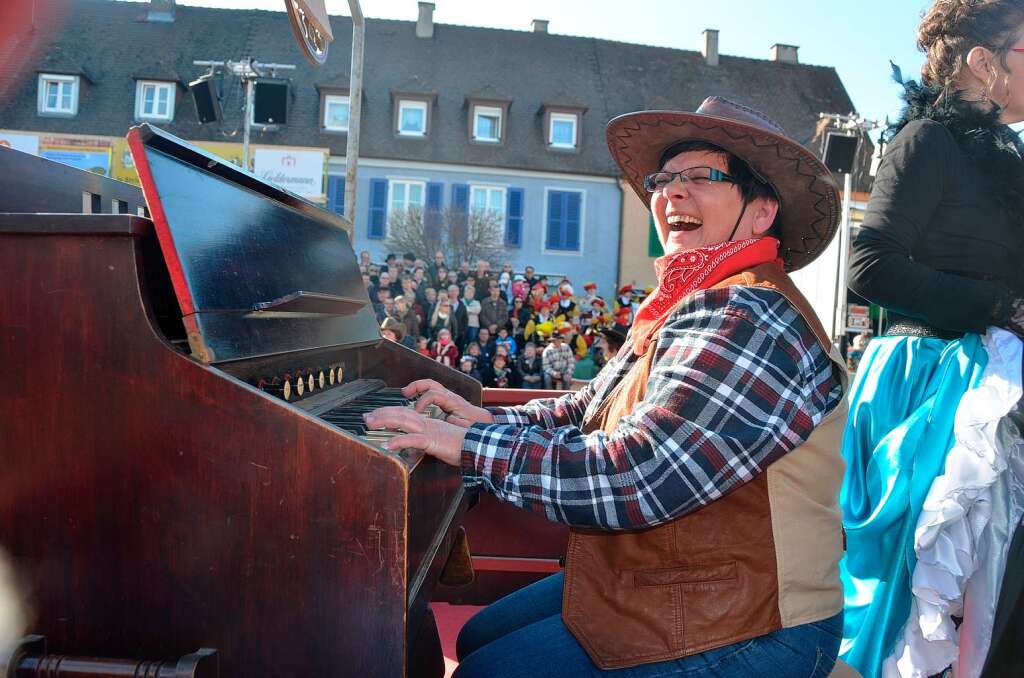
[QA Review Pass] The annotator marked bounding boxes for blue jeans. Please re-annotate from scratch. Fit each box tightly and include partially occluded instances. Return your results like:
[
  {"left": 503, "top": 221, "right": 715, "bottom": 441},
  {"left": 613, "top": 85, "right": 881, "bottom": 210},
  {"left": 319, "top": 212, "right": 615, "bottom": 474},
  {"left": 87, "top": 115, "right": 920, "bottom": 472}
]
[{"left": 455, "top": 572, "right": 842, "bottom": 678}]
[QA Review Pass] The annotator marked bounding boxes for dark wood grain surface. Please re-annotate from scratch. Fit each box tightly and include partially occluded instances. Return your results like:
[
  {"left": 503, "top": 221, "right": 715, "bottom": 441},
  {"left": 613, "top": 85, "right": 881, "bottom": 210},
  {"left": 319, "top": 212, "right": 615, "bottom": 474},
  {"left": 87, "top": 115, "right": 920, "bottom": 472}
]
[{"left": 0, "top": 214, "right": 470, "bottom": 677}]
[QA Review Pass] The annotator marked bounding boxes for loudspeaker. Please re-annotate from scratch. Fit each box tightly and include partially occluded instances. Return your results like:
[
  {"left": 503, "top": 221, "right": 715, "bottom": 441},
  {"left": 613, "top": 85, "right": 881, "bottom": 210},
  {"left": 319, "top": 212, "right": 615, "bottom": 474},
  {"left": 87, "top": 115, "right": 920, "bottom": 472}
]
[
  {"left": 188, "top": 75, "right": 221, "bottom": 124},
  {"left": 253, "top": 80, "right": 288, "bottom": 125},
  {"left": 823, "top": 132, "right": 858, "bottom": 175}
]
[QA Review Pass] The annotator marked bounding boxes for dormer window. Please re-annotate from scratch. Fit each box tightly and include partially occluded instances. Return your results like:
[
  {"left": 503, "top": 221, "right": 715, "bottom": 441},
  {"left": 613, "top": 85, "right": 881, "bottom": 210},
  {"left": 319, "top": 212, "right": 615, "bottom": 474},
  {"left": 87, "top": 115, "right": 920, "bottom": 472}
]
[
  {"left": 472, "top": 105, "right": 502, "bottom": 143},
  {"left": 549, "top": 113, "right": 578, "bottom": 148},
  {"left": 323, "top": 94, "right": 350, "bottom": 132},
  {"left": 466, "top": 98, "right": 511, "bottom": 145},
  {"left": 542, "top": 105, "right": 585, "bottom": 151},
  {"left": 397, "top": 99, "right": 428, "bottom": 136},
  {"left": 38, "top": 74, "right": 79, "bottom": 116},
  {"left": 392, "top": 93, "right": 435, "bottom": 138},
  {"left": 135, "top": 80, "right": 175, "bottom": 121}
]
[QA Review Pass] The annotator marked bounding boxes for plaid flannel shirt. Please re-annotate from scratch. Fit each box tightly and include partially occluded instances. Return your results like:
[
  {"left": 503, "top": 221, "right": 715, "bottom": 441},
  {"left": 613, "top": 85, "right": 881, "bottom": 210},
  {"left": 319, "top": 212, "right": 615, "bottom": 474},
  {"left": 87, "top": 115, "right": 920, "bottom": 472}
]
[
  {"left": 461, "top": 286, "right": 843, "bottom": 530},
  {"left": 541, "top": 342, "right": 575, "bottom": 379}
]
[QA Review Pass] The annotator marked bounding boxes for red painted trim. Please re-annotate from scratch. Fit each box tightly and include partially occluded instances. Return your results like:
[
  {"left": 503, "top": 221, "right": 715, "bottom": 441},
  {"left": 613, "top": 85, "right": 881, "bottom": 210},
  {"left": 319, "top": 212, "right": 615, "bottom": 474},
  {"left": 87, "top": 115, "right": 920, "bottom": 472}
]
[
  {"left": 126, "top": 128, "right": 195, "bottom": 316},
  {"left": 471, "top": 556, "right": 562, "bottom": 573}
]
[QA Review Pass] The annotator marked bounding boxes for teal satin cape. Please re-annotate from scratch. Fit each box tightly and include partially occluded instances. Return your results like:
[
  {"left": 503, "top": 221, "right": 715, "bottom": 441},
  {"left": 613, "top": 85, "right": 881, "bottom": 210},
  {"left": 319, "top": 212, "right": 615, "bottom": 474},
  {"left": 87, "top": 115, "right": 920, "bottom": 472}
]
[{"left": 838, "top": 334, "right": 988, "bottom": 678}]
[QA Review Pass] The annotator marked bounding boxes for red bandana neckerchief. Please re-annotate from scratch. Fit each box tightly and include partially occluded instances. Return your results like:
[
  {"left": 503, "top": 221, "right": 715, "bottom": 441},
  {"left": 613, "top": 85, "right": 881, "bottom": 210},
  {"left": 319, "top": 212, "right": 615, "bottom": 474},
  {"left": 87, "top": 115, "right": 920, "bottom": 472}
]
[{"left": 630, "top": 237, "right": 782, "bottom": 355}]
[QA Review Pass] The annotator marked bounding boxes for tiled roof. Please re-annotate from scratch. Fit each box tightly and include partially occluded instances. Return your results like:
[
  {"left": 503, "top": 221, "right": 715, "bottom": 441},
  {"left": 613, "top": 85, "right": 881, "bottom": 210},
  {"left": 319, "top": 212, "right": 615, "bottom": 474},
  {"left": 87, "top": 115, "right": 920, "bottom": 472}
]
[{"left": 0, "top": 0, "right": 859, "bottom": 178}]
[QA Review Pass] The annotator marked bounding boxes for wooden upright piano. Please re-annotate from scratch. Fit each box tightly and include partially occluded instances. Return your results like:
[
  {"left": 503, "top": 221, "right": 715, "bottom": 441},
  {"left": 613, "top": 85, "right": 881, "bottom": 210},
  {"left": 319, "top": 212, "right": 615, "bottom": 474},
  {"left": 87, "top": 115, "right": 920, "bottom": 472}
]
[{"left": 0, "top": 126, "right": 478, "bottom": 677}]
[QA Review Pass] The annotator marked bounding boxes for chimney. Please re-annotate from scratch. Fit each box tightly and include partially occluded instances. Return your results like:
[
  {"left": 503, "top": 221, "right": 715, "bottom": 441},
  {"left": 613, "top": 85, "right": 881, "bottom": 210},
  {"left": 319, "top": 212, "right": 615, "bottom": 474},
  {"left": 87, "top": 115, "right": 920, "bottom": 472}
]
[
  {"left": 146, "top": 0, "right": 175, "bottom": 22},
  {"left": 702, "top": 29, "right": 719, "bottom": 66},
  {"left": 532, "top": 19, "right": 549, "bottom": 34},
  {"left": 416, "top": 2, "right": 435, "bottom": 39},
  {"left": 771, "top": 43, "right": 799, "bottom": 64}
]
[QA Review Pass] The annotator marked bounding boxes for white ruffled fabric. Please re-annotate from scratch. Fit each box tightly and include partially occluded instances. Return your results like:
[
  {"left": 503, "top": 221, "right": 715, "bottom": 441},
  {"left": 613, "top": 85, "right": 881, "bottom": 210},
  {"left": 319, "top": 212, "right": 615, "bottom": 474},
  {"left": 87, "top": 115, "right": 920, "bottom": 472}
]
[{"left": 883, "top": 328, "right": 1023, "bottom": 678}]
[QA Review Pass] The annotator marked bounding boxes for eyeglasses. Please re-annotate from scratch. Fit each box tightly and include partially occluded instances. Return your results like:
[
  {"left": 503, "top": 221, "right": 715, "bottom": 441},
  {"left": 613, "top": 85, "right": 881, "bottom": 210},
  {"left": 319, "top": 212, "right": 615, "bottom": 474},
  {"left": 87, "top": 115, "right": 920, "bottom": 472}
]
[{"left": 643, "top": 166, "right": 736, "bottom": 192}]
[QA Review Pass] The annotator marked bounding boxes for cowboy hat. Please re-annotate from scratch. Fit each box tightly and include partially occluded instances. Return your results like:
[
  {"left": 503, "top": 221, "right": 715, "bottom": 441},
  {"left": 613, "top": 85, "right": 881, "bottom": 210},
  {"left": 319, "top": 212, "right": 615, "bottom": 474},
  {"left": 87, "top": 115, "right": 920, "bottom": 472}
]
[
  {"left": 598, "top": 325, "right": 628, "bottom": 349},
  {"left": 606, "top": 96, "right": 840, "bottom": 272}
]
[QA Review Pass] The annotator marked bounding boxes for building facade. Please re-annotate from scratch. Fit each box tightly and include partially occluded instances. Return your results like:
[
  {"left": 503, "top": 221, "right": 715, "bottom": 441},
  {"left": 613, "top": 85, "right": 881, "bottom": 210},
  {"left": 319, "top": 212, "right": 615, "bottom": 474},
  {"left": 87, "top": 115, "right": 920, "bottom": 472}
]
[{"left": 0, "top": 0, "right": 859, "bottom": 297}]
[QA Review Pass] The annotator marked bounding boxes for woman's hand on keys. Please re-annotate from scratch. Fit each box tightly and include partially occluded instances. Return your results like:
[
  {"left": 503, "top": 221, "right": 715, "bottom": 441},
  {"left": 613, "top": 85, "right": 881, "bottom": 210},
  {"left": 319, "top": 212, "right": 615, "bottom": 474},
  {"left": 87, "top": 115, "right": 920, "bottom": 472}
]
[
  {"left": 363, "top": 407, "right": 467, "bottom": 466},
  {"left": 401, "top": 379, "right": 494, "bottom": 428}
]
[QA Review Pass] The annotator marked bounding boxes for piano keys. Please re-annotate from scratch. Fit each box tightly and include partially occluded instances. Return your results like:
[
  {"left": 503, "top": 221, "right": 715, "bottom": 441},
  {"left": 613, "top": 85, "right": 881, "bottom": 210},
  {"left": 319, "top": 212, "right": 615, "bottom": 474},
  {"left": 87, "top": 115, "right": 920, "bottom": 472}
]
[{"left": 0, "top": 129, "right": 478, "bottom": 677}]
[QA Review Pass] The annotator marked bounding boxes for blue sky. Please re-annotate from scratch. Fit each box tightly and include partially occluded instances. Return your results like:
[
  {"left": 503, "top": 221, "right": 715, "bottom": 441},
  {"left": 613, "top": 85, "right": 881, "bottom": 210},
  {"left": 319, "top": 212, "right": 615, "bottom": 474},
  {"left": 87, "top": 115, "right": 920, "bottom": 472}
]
[{"left": 180, "top": 0, "right": 933, "bottom": 136}]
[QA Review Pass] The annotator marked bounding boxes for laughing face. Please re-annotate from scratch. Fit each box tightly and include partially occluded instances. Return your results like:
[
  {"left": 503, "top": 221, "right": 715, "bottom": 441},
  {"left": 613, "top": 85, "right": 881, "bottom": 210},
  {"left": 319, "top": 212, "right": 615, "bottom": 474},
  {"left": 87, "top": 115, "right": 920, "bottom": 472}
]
[{"left": 650, "top": 150, "right": 778, "bottom": 256}]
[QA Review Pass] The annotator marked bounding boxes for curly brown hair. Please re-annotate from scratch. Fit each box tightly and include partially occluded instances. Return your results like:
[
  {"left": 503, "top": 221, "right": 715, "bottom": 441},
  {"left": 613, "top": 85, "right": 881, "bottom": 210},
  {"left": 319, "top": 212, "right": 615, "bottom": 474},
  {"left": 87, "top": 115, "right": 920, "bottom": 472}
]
[{"left": 918, "top": 0, "right": 1024, "bottom": 91}]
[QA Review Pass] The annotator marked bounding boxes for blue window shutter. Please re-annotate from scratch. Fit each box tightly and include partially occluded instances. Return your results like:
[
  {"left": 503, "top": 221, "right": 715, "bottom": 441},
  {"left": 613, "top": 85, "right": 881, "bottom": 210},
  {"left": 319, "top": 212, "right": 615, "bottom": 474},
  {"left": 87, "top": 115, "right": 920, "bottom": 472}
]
[
  {"left": 451, "top": 183, "right": 469, "bottom": 240},
  {"left": 327, "top": 175, "right": 345, "bottom": 215},
  {"left": 426, "top": 182, "right": 444, "bottom": 211},
  {"left": 506, "top": 187, "right": 524, "bottom": 247},
  {"left": 425, "top": 181, "right": 443, "bottom": 238},
  {"left": 546, "top": 191, "right": 563, "bottom": 249},
  {"left": 368, "top": 178, "right": 387, "bottom": 239},
  {"left": 565, "top": 192, "right": 581, "bottom": 250},
  {"left": 451, "top": 183, "right": 469, "bottom": 212}
]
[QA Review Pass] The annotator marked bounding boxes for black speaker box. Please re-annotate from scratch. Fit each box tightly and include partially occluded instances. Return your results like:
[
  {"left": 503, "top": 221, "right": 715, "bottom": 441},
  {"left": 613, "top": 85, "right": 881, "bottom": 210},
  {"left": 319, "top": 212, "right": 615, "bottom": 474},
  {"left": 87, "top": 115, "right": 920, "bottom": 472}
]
[
  {"left": 823, "top": 132, "right": 858, "bottom": 175},
  {"left": 253, "top": 80, "right": 288, "bottom": 125},
  {"left": 188, "top": 76, "right": 221, "bottom": 124}
]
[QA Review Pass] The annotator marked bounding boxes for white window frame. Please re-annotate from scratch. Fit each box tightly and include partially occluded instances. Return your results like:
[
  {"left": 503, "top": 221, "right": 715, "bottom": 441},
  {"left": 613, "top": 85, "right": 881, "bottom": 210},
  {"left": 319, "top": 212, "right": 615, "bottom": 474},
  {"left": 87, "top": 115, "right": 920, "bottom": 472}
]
[
  {"left": 323, "top": 94, "right": 350, "bottom": 132},
  {"left": 38, "top": 74, "right": 79, "bottom": 116},
  {"left": 134, "top": 80, "right": 175, "bottom": 122},
  {"left": 472, "top": 105, "right": 503, "bottom": 143},
  {"left": 469, "top": 184, "right": 507, "bottom": 229},
  {"left": 541, "top": 187, "right": 587, "bottom": 256},
  {"left": 548, "top": 112, "right": 578, "bottom": 149},
  {"left": 386, "top": 179, "right": 427, "bottom": 235},
  {"left": 397, "top": 100, "right": 428, "bottom": 136}
]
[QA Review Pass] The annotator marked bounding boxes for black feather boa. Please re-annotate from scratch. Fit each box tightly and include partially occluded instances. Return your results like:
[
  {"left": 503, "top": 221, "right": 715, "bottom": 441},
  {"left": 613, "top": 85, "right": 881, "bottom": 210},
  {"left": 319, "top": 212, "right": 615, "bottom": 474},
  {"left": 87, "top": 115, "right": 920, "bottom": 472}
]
[{"left": 887, "top": 78, "right": 1024, "bottom": 219}]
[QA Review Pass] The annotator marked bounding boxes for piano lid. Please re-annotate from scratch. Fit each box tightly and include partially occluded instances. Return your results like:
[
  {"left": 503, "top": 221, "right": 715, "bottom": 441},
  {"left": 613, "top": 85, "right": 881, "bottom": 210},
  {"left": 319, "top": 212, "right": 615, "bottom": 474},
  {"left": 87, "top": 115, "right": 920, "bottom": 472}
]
[{"left": 126, "top": 124, "right": 379, "bottom": 364}]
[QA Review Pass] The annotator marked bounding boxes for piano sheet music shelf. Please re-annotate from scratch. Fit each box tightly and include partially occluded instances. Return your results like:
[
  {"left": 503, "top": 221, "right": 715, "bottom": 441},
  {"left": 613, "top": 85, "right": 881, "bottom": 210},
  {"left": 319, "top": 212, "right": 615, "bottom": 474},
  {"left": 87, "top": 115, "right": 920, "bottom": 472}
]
[{"left": 0, "top": 133, "right": 479, "bottom": 677}]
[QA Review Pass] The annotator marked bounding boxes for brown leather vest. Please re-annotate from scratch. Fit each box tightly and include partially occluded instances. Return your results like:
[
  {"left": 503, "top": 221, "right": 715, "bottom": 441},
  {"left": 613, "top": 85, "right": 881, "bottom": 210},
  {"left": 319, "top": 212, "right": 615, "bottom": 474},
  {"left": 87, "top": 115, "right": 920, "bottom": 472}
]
[{"left": 562, "top": 264, "right": 848, "bottom": 669}]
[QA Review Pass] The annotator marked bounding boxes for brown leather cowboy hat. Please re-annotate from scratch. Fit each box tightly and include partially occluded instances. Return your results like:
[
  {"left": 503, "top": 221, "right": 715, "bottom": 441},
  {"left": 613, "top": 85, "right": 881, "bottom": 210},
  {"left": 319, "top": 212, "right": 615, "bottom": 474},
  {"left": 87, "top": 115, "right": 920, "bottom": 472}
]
[{"left": 606, "top": 97, "right": 840, "bottom": 272}]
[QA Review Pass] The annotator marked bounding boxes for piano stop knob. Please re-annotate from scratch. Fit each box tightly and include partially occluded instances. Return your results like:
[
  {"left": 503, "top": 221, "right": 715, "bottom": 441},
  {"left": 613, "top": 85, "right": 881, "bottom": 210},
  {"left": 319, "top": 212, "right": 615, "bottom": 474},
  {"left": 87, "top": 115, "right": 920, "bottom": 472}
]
[
  {"left": 259, "top": 378, "right": 287, "bottom": 399},
  {"left": 328, "top": 368, "right": 336, "bottom": 385},
  {"left": 318, "top": 371, "right": 325, "bottom": 389},
  {"left": 308, "top": 373, "right": 316, "bottom": 392},
  {"left": 283, "top": 380, "right": 292, "bottom": 401},
  {"left": 296, "top": 376, "right": 305, "bottom": 397}
]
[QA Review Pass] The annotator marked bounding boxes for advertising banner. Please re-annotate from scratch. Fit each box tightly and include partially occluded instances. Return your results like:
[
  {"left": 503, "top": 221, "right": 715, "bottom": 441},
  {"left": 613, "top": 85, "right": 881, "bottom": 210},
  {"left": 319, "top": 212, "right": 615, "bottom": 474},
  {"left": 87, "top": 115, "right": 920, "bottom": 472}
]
[
  {"left": 253, "top": 147, "right": 326, "bottom": 201},
  {"left": 39, "top": 134, "right": 113, "bottom": 176},
  {"left": 1, "top": 129, "right": 327, "bottom": 201},
  {"left": 193, "top": 141, "right": 245, "bottom": 168},
  {"left": 112, "top": 138, "right": 139, "bottom": 185},
  {"left": 0, "top": 131, "right": 40, "bottom": 155}
]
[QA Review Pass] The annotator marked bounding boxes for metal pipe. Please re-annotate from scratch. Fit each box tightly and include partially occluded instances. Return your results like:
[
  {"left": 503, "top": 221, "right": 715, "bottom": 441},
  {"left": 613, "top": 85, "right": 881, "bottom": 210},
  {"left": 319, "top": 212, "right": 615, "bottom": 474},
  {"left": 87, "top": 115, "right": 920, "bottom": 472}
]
[
  {"left": 344, "top": 0, "right": 364, "bottom": 235},
  {"left": 243, "top": 67, "right": 254, "bottom": 170},
  {"left": 834, "top": 170, "right": 853, "bottom": 340}
]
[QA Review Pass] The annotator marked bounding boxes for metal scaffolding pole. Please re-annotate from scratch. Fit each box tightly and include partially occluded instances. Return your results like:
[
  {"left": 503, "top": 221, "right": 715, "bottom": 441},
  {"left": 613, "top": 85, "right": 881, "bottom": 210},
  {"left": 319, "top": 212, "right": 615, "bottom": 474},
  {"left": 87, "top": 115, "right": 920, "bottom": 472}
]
[
  {"left": 817, "top": 112, "right": 883, "bottom": 341},
  {"left": 344, "top": 0, "right": 364, "bottom": 233},
  {"left": 192, "top": 59, "right": 296, "bottom": 170}
]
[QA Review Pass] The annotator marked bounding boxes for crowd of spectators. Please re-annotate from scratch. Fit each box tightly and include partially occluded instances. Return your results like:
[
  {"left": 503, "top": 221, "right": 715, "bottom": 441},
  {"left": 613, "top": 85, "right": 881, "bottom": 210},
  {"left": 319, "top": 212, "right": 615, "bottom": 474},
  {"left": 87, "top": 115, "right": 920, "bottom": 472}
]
[{"left": 364, "top": 250, "right": 641, "bottom": 389}]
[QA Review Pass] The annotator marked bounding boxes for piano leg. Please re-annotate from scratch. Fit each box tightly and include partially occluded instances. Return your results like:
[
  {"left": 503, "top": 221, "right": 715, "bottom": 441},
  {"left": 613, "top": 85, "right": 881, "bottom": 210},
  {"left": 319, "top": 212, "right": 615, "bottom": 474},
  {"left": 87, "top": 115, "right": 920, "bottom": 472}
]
[
  {"left": 407, "top": 607, "right": 445, "bottom": 678},
  {"left": 439, "top": 527, "right": 475, "bottom": 588}
]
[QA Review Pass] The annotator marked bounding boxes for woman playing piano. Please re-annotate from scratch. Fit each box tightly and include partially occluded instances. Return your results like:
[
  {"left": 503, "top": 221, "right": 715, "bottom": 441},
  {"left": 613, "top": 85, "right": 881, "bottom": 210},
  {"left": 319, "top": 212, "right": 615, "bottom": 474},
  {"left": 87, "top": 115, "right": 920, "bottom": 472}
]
[{"left": 368, "top": 97, "right": 849, "bottom": 677}]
